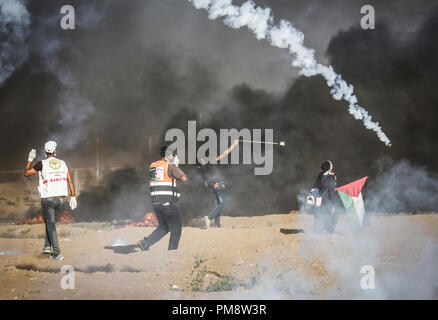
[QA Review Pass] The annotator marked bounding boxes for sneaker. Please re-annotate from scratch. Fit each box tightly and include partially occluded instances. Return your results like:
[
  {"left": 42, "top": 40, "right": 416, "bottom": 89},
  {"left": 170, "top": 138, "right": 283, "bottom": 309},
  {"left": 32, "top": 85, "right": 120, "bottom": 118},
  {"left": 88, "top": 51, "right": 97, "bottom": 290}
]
[
  {"left": 204, "top": 216, "right": 211, "bottom": 229},
  {"left": 50, "top": 253, "right": 64, "bottom": 261},
  {"left": 43, "top": 247, "right": 51, "bottom": 254},
  {"left": 137, "top": 239, "right": 150, "bottom": 251}
]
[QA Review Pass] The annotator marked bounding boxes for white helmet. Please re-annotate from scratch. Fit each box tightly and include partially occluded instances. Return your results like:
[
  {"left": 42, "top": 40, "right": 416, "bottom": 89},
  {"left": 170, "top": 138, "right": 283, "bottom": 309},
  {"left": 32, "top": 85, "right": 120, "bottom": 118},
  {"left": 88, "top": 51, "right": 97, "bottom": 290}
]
[{"left": 44, "top": 141, "right": 57, "bottom": 154}]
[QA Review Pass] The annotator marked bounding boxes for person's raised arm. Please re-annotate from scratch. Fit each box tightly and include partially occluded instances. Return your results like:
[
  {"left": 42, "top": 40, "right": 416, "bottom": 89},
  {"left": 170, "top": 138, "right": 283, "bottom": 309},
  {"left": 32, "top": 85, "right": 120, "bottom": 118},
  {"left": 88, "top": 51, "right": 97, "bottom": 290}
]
[
  {"left": 216, "top": 140, "right": 238, "bottom": 162},
  {"left": 169, "top": 164, "right": 187, "bottom": 183},
  {"left": 24, "top": 149, "right": 37, "bottom": 177}
]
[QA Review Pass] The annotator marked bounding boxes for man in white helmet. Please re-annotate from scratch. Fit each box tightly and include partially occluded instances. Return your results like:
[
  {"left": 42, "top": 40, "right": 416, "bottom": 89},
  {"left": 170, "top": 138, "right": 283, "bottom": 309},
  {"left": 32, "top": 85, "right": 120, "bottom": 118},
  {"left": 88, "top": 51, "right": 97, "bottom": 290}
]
[{"left": 24, "top": 141, "right": 77, "bottom": 261}]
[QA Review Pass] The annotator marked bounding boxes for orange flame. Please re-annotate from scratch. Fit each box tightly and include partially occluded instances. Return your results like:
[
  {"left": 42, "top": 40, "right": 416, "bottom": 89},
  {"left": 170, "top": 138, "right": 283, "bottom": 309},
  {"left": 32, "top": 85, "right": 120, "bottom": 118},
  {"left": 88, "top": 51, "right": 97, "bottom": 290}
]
[
  {"left": 19, "top": 215, "right": 45, "bottom": 224},
  {"left": 18, "top": 210, "right": 75, "bottom": 225},
  {"left": 58, "top": 210, "right": 75, "bottom": 224},
  {"left": 114, "top": 212, "right": 158, "bottom": 229}
]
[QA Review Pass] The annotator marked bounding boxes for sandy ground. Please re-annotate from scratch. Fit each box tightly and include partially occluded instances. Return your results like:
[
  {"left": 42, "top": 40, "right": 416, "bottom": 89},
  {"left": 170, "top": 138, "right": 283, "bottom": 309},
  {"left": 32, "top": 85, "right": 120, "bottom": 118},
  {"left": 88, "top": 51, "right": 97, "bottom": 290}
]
[{"left": 0, "top": 212, "right": 437, "bottom": 300}]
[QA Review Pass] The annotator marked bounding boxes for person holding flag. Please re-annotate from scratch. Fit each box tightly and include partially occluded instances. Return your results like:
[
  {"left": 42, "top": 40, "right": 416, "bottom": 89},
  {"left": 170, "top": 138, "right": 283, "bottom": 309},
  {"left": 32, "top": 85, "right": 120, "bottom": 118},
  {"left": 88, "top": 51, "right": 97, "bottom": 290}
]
[{"left": 311, "top": 160, "right": 341, "bottom": 234}]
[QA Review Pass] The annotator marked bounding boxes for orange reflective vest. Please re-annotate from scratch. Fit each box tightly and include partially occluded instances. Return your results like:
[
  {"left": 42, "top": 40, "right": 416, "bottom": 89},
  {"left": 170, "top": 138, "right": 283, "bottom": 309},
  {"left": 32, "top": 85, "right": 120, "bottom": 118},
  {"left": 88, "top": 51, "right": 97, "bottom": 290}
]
[{"left": 149, "top": 159, "right": 180, "bottom": 203}]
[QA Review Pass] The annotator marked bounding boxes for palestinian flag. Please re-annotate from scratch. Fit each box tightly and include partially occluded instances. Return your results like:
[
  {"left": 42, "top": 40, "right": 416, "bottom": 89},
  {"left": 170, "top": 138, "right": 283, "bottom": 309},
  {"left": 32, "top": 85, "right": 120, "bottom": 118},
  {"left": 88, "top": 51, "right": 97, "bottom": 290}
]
[{"left": 337, "top": 176, "right": 368, "bottom": 232}]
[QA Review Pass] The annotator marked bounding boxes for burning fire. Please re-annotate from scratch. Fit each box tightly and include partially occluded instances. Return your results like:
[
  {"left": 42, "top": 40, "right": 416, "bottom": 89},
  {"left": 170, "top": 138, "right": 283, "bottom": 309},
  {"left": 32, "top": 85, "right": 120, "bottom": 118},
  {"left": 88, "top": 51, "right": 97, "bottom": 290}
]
[
  {"left": 58, "top": 210, "right": 75, "bottom": 224},
  {"left": 18, "top": 207, "right": 74, "bottom": 225},
  {"left": 19, "top": 214, "right": 45, "bottom": 225},
  {"left": 113, "top": 212, "right": 158, "bottom": 229},
  {"left": 17, "top": 206, "right": 156, "bottom": 228}
]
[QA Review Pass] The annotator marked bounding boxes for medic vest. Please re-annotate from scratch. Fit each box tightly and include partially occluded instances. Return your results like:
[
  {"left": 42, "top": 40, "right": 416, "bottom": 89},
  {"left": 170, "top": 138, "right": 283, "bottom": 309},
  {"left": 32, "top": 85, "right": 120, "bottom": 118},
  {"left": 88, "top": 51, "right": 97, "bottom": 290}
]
[
  {"left": 38, "top": 157, "right": 69, "bottom": 198},
  {"left": 149, "top": 160, "right": 180, "bottom": 203}
]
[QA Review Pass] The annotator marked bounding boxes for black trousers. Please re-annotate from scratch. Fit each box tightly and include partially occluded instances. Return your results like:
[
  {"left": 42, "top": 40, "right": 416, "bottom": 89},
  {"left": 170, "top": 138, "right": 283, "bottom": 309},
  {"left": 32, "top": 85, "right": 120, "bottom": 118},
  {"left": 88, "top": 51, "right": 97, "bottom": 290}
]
[
  {"left": 145, "top": 202, "right": 182, "bottom": 250},
  {"left": 313, "top": 205, "right": 338, "bottom": 234}
]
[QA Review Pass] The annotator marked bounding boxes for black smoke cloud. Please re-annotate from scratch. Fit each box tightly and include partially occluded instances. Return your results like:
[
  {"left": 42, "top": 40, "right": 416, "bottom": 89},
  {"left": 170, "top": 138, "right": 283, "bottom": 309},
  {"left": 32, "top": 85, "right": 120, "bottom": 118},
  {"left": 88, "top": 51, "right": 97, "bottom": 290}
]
[
  {"left": 0, "top": 0, "right": 30, "bottom": 85},
  {"left": 0, "top": 0, "right": 224, "bottom": 168},
  {"left": 1, "top": 1, "right": 438, "bottom": 221},
  {"left": 74, "top": 167, "right": 147, "bottom": 222},
  {"left": 168, "top": 4, "right": 438, "bottom": 219}
]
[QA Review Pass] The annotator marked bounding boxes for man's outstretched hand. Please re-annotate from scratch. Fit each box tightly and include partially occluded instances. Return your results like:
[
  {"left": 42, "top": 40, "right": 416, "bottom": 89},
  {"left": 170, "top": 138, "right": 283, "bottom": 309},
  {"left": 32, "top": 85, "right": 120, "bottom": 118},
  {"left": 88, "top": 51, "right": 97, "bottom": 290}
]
[
  {"left": 70, "top": 197, "right": 77, "bottom": 210},
  {"left": 28, "top": 149, "right": 36, "bottom": 163}
]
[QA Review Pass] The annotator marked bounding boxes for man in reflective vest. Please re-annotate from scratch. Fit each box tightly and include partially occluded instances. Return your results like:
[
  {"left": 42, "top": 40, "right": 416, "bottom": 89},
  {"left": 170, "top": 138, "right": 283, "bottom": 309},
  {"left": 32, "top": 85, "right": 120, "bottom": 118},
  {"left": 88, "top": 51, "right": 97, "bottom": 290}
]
[
  {"left": 138, "top": 146, "right": 187, "bottom": 251},
  {"left": 24, "top": 141, "right": 77, "bottom": 261}
]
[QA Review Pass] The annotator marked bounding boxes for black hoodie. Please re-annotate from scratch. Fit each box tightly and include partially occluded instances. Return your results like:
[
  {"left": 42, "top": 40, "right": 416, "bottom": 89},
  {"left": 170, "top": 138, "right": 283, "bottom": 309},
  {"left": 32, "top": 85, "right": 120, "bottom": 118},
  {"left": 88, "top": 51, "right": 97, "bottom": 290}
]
[{"left": 313, "top": 171, "right": 340, "bottom": 208}]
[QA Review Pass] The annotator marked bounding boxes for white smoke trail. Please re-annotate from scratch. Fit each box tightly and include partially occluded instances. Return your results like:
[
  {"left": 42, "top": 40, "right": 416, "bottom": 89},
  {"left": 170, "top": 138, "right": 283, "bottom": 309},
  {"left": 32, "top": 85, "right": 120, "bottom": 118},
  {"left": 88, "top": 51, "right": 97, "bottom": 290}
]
[
  {"left": 187, "top": 0, "right": 392, "bottom": 146},
  {"left": 0, "top": 0, "right": 30, "bottom": 86}
]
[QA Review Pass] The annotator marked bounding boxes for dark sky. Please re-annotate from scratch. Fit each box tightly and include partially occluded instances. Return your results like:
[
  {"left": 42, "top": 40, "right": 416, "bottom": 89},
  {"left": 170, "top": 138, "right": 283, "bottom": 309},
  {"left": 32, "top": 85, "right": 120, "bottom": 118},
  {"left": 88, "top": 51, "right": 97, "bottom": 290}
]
[{"left": 1, "top": 0, "right": 437, "bottom": 215}]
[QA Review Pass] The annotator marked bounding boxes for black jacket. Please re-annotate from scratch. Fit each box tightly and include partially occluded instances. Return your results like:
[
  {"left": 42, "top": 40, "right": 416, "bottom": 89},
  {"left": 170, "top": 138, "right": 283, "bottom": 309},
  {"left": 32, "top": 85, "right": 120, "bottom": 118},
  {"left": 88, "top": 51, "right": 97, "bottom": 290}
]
[
  {"left": 200, "top": 165, "right": 224, "bottom": 188},
  {"left": 313, "top": 171, "right": 340, "bottom": 208}
]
